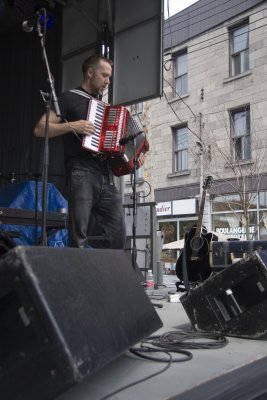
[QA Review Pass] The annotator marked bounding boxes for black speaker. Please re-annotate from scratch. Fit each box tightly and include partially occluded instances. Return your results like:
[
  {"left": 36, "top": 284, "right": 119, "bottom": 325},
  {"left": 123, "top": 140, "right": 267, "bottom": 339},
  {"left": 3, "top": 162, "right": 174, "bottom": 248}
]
[
  {"left": 0, "top": 231, "right": 15, "bottom": 256},
  {"left": 180, "top": 250, "right": 267, "bottom": 339},
  {"left": 0, "top": 246, "right": 162, "bottom": 400}
]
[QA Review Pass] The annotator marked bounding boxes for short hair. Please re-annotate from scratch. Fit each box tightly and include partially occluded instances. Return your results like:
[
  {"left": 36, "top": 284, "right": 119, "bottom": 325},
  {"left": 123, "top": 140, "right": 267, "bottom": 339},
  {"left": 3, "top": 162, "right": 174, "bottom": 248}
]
[{"left": 82, "top": 54, "right": 113, "bottom": 78}]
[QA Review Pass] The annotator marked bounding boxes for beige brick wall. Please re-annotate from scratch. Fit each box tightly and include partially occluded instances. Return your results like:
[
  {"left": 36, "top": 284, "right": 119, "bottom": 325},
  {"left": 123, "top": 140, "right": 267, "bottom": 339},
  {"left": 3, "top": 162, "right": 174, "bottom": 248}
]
[{"left": 124, "top": 2, "right": 267, "bottom": 203}]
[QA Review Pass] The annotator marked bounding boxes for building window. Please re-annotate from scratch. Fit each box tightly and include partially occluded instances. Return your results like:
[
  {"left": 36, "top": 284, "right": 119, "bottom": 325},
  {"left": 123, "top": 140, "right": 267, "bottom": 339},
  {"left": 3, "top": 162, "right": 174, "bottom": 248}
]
[
  {"left": 230, "top": 107, "right": 251, "bottom": 161},
  {"left": 174, "top": 126, "right": 188, "bottom": 171},
  {"left": 131, "top": 102, "right": 143, "bottom": 114},
  {"left": 174, "top": 52, "right": 188, "bottom": 96},
  {"left": 229, "top": 23, "right": 249, "bottom": 77}
]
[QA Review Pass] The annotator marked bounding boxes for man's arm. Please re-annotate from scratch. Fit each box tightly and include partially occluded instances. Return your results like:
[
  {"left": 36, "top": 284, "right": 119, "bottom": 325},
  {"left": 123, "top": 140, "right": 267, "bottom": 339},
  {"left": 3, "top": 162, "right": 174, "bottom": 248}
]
[{"left": 34, "top": 110, "right": 96, "bottom": 138}]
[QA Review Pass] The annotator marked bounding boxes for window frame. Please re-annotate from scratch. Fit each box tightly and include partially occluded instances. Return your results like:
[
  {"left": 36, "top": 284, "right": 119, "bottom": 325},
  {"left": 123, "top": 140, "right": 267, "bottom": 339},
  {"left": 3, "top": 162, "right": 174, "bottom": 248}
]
[
  {"left": 229, "top": 22, "right": 249, "bottom": 77},
  {"left": 173, "top": 50, "right": 188, "bottom": 97},
  {"left": 230, "top": 106, "right": 251, "bottom": 162},
  {"left": 173, "top": 125, "right": 188, "bottom": 172}
]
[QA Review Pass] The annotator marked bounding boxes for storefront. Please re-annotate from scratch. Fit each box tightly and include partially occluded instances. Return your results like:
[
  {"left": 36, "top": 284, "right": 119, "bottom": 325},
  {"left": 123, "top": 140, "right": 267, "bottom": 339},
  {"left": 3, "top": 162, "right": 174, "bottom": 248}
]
[
  {"left": 211, "top": 191, "right": 267, "bottom": 240},
  {"left": 157, "top": 191, "right": 267, "bottom": 282}
]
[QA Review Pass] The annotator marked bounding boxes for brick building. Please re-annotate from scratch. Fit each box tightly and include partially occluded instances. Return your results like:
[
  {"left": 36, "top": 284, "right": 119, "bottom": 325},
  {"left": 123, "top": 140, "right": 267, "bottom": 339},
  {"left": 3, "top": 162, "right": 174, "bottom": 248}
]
[{"left": 124, "top": 0, "right": 267, "bottom": 264}]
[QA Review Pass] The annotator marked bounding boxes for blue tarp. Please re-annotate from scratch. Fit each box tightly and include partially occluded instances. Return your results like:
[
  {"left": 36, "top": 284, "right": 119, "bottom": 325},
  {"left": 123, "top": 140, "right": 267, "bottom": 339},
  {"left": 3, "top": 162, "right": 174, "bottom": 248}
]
[{"left": 0, "top": 180, "right": 68, "bottom": 247}]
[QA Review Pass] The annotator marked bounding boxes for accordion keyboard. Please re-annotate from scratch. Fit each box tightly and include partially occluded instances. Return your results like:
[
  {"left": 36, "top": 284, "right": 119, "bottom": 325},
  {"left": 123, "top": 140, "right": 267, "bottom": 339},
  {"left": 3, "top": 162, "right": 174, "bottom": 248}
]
[{"left": 84, "top": 99, "right": 105, "bottom": 152}]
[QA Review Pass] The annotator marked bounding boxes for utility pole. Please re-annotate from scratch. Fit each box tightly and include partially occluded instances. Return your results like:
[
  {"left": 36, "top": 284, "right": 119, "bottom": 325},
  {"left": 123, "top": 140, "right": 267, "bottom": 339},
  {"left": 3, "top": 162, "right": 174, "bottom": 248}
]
[{"left": 199, "top": 112, "right": 204, "bottom": 197}]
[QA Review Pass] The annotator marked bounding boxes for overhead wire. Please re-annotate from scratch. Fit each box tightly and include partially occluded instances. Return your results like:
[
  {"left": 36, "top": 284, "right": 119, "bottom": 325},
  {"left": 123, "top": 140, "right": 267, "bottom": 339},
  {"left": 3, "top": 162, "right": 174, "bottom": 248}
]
[
  {"left": 163, "top": 90, "right": 201, "bottom": 140},
  {"left": 151, "top": 1, "right": 267, "bottom": 183},
  {"left": 163, "top": 77, "right": 197, "bottom": 119},
  {"left": 164, "top": 0, "right": 265, "bottom": 40},
  {"left": 164, "top": 0, "right": 175, "bottom": 81},
  {"left": 165, "top": 0, "right": 248, "bottom": 29},
  {"left": 161, "top": 1, "right": 267, "bottom": 144},
  {"left": 185, "top": 11, "right": 267, "bottom": 52},
  {"left": 164, "top": 0, "right": 242, "bottom": 36},
  {"left": 164, "top": 4, "right": 267, "bottom": 57},
  {"left": 187, "top": 20, "right": 267, "bottom": 57},
  {"left": 158, "top": 3, "right": 267, "bottom": 215}
]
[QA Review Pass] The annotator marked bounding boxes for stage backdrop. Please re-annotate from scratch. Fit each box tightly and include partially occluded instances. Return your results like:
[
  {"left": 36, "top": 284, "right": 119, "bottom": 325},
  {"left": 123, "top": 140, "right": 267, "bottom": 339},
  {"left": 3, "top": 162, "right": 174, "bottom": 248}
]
[{"left": 0, "top": 6, "right": 65, "bottom": 195}]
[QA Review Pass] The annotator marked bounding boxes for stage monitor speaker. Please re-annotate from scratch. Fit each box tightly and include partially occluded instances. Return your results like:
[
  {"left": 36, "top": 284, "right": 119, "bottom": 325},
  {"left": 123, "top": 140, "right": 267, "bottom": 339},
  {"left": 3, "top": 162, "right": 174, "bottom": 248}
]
[
  {"left": 180, "top": 250, "right": 267, "bottom": 339},
  {"left": 0, "top": 246, "right": 163, "bottom": 400}
]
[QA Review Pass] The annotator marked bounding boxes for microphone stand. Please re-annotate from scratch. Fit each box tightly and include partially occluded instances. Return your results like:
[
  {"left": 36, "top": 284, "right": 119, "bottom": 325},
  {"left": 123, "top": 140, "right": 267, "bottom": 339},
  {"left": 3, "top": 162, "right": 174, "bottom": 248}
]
[
  {"left": 30, "top": 173, "right": 42, "bottom": 245},
  {"left": 131, "top": 136, "right": 138, "bottom": 271},
  {"left": 36, "top": 13, "right": 61, "bottom": 246},
  {"left": 119, "top": 131, "right": 143, "bottom": 271}
]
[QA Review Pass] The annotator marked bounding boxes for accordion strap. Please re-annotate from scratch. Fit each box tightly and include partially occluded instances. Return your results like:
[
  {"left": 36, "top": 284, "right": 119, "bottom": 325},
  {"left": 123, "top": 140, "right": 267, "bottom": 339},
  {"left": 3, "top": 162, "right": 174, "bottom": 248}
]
[{"left": 69, "top": 89, "right": 94, "bottom": 100}]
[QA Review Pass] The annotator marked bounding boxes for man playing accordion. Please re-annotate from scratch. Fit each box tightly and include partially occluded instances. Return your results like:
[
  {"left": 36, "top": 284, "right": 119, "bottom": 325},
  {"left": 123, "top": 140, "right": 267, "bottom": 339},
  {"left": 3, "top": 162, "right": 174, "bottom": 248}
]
[{"left": 34, "top": 54, "right": 146, "bottom": 249}]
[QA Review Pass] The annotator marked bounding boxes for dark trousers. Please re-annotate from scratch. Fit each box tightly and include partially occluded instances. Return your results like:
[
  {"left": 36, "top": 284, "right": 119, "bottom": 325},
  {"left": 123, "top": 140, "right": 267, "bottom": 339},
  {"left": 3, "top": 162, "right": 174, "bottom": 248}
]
[{"left": 66, "top": 158, "right": 126, "bottom": 249}]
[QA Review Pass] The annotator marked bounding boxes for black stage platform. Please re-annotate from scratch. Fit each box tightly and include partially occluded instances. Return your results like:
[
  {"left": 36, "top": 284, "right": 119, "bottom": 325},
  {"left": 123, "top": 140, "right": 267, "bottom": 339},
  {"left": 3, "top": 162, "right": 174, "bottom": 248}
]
[{"left": 54, "top": 288, "right": 267, "bottom": 400}]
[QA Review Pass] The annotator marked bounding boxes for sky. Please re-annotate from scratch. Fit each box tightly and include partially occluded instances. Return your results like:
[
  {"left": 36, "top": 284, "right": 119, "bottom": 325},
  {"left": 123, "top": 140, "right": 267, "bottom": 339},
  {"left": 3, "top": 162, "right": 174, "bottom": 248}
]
[{"left": 164, "top": 0, "right": 199, "bottom": 19}]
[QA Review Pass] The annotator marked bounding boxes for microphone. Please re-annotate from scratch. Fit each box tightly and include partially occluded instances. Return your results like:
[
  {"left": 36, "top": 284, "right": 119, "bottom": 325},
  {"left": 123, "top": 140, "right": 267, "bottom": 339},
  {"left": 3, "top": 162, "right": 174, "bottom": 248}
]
[
  {"left": 22, "top": 12, "right": 40, "bottom": 33},
  {"left": 119, "top": 131, "right": 143, "bottom": 146},
  {"left": 10, "top": 172, "right": 16, "bottom": 184}
]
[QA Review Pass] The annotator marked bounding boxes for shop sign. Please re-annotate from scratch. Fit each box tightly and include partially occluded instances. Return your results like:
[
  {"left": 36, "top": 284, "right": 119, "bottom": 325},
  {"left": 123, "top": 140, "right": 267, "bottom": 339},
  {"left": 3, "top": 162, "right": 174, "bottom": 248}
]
[
  {"left": 156, "top": 202, "right": 172, "bottom": 216},
  {"left": 215, "top": 226, "right": 256, "bottom": 239},
  {"left": 173, "top": 199, "right": 196, "bottom": 215}
]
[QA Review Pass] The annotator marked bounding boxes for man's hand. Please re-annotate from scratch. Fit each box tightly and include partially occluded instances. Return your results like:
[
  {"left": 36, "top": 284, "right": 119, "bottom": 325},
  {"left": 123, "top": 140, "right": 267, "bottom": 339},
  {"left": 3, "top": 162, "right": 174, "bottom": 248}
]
[{"left": 69, "top": 120, "right": 96, "bottom": 136}]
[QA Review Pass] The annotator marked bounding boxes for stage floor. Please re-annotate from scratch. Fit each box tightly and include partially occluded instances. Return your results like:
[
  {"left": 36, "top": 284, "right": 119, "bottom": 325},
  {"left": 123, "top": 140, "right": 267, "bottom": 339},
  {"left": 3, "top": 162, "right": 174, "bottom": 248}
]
[{"left": 55, "top": 287, "right": 267, "bottom": 400}]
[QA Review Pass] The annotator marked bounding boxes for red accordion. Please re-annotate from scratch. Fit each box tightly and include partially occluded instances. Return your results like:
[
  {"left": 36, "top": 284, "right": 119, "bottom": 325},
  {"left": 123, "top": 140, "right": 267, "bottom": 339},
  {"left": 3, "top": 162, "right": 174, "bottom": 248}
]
[{"left": 82, "top": 96, "right": 149, "bottom": 176}]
